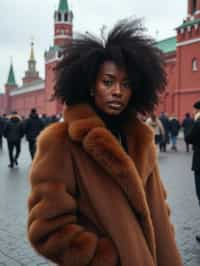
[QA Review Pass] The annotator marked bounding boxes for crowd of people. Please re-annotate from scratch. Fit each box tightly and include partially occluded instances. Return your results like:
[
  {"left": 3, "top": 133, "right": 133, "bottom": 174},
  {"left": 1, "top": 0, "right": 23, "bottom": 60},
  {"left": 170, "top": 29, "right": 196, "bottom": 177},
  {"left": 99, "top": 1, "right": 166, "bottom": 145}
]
[
  {"left": 0, "top": 108, "right": 197, "bottom": 168},
  {"left": 0, "top": 108, "right": 61, "bottom": 168},
  {"left": 146, "top": 111, "right": 195, "bottom": 153}
]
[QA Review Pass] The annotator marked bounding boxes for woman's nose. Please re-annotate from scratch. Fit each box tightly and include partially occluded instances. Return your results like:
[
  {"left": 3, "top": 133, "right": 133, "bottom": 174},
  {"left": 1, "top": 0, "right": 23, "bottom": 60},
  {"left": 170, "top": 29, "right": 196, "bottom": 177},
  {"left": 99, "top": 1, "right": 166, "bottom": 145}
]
[{"left": 112, "top": 84, "right": 122, "bottom": 96}]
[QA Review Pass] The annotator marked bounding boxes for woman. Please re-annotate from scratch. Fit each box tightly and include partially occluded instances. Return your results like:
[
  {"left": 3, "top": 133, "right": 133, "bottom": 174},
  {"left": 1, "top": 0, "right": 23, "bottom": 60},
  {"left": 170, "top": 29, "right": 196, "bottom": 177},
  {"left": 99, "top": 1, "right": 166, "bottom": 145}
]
[
  {"left": 27, "top": 19, "right": 183, "bottom": 266},
  {"left": 146, "top": 113, "right": 165, "bottom": 147}
]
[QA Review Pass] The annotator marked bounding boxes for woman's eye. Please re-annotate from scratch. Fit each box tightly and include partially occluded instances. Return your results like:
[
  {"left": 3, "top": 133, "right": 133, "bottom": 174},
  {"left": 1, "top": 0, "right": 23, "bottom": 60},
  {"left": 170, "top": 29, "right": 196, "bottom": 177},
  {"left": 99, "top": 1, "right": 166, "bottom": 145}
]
[
  {"left": 103, "top": 80, "right": 113, "bottom": 86},
  {"left": 122, "top": 81, "right": 131, "bottom": 89}
]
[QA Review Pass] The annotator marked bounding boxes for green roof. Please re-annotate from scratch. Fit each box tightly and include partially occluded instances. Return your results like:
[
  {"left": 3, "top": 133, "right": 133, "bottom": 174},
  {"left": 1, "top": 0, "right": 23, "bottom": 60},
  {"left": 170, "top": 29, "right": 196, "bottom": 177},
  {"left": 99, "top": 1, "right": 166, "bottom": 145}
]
[
  {"left": 6, "top": 63, "right": 17, "bottom": 86},
  {"left": 177, "top": 18, "right": 200, "bottom": 29},
  {"left": 155, "top": 36, "right": 176, "bottom": 53},
  {"left": 58, "top": 0, "right": 69, "bottom": 12}
]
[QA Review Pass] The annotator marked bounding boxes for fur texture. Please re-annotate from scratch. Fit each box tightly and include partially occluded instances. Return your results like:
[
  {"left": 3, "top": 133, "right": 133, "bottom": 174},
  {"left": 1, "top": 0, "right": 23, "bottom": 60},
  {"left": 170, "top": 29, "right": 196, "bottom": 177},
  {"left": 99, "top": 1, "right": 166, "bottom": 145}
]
[{"left": 28, "top": 104, "right": 183, "bottom": 266}]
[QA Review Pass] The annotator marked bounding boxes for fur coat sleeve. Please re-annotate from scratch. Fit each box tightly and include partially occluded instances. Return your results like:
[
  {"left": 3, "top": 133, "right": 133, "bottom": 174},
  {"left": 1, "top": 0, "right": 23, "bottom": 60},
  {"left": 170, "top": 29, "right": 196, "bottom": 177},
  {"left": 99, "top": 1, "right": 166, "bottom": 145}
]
[
  {"left": 27, "top": 123, "right": 118, "bottom": 266},
  {"left": 145, "top": 166, "right": 182, "bottom": 265}
]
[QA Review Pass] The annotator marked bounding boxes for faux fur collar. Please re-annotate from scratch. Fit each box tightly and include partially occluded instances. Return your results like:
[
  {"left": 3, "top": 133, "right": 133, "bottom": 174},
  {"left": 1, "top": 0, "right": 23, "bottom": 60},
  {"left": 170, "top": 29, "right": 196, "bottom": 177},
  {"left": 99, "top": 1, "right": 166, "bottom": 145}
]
[
  {"left": 64, "top": 104, "right": 157, "bottom": 261},
  {"left": 64, "top": 104, "right": 156, "bottom": 183}
]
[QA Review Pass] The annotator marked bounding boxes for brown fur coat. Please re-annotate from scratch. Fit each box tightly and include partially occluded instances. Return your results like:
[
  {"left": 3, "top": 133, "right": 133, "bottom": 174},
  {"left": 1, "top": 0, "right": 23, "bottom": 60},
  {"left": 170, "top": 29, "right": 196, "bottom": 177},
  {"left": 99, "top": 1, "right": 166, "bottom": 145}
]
[{"left": 27, "top": 104, "right": 183, "bottom": 266}]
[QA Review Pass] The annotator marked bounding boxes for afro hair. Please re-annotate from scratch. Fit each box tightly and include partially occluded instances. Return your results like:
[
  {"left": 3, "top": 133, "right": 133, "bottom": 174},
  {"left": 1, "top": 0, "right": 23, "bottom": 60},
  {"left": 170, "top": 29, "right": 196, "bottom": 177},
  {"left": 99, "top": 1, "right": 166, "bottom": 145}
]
[{"left": 54, "top": 18, "right": 166, "bottom": 113}]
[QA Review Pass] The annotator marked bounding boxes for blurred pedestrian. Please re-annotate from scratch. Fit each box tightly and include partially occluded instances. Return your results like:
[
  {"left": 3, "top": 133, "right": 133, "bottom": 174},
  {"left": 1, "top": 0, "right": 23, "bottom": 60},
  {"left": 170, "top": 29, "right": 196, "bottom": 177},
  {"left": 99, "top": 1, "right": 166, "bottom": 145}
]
[
  {"left": 169, "top": 114, "right": 180, "bottom": 151},
  {"left": 23, "top": 108, "right": 44, "bottom": 159},
  {"left": 186, "top": 101, "right": 200, "bottom": 242},
  {"left": 49, "top": 114, "right": 59, "bottom": 124},
  {"left": 182, "top": 113, "right": 194, "bottom": 152},
  {"left": 3, "top": 113, "right": 24, "bottom": 168},
  {"left": 0, "top": 115, "right": 6, "bottom": 150},
  {"left": 146, "top": 113, "right": 165, "bottom": 149},
  {"left": 159, "top": 112, "right": 170, "bottom": 152},
  {"left": 41, "top": 113, "right": 50, "bottom": 128},
  {"left": 27, "top": 19, "right": 183, "bottom": 266}
]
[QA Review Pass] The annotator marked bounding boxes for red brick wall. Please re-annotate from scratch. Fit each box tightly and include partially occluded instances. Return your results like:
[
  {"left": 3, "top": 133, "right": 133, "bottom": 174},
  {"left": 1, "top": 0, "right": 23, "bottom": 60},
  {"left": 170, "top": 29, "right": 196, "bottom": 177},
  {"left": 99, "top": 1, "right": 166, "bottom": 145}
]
[
  {"left": 0, "top": 94, "right": 6, "bottom": 115},
  {"left": 45, "top": 60, "right": 63, "bottom": 116},
  {"left": 10, "top": 90, "right": 46, "bottom": 117}
]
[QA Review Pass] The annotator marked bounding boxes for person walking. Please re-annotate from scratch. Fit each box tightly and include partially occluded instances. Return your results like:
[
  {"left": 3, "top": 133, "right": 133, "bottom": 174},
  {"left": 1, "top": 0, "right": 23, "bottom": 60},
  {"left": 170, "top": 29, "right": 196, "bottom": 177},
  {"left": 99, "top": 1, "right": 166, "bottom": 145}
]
[
  {"left": 169, "top": 115, "right": 180, "bottom": 151},
  {"left": 3, "top": 113, "right": 24, "bottom": 168},
  {"left": 159, "top": 112, "right": 170, "bottom": 152},
  {"left": 23, "top": 108, "right": 44, "bottom": 159},
  {"left": 146, "top": 113, "right": 165, "bottom": 150},
  {"left": 182, "top": 113, "right": 194, "bottom": 152},
  {"left": 0, "top": 115, "right": 6, "bottom": 151},
  {"left": 186, "top": 101, "right": 200, "bottom": 242},
  {"left": 27, "top": 19, "right": 183, "bottom": 266}
]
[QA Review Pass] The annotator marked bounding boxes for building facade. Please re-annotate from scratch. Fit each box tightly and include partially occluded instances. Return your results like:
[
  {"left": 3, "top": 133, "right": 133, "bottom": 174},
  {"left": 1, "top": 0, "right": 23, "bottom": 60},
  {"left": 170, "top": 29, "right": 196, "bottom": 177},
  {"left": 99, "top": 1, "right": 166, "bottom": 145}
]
[
  {"left": 156, "top": 0, "right": 200, "bottom": 120},
  {"left": 0, "top": 0, "right": 200, "bottom": 120},
  {"left": 0, "top": 0, "right": 72, "bottom": 117}
]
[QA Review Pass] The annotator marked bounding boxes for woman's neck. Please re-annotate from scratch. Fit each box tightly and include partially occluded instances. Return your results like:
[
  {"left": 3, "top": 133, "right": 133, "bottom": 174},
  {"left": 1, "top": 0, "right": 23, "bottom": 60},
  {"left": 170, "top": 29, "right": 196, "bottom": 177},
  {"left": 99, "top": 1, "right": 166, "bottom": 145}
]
[{"left": 93, "top": 106, "right": 121, "bottom": 128}]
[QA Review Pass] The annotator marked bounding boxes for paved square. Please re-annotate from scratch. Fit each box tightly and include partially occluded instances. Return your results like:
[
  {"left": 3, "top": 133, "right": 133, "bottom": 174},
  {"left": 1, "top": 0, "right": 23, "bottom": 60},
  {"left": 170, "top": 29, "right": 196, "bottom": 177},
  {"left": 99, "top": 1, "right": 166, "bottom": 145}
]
[{"left": 0, "top": 139, "right": 199, "bottom": 265}]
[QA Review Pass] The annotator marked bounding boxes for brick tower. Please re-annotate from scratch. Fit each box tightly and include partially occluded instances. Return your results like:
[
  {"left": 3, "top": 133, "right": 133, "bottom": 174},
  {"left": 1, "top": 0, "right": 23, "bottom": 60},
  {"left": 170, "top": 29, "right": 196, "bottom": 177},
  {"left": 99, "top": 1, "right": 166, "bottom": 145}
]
[
  {"left": 45, "top": 0, "right": 73, "bottom": 115},
  {"left": 175, "top": 0, "right": 200, "bottom": 119},
  {"left": 5, "top": 61, "right": 18, "bottom": 114},
  {"left": 54, "top": 0, "right": 73, "bottom": 47}
]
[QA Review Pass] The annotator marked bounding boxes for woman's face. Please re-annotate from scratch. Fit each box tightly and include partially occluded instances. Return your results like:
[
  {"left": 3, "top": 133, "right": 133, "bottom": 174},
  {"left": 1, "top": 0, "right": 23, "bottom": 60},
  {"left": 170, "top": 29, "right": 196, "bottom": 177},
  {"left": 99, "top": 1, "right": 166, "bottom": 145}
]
[{"left": 93, "top": 61, "right": 132, "bottom": 116}]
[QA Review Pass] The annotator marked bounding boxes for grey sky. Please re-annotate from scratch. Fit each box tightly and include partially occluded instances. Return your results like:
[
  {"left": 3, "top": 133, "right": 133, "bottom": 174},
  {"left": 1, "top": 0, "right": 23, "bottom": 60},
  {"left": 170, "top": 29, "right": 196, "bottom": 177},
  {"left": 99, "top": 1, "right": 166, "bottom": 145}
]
[{"left": 0, "top": 0, "right": 187, "bottom": 93}]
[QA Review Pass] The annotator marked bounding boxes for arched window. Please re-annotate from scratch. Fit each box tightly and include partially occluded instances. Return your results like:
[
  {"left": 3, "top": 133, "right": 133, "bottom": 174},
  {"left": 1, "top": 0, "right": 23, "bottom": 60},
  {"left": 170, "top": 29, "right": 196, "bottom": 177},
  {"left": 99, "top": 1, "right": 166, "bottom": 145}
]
[
  {"left": 192, "top": 0, "right": 197, "bottom": 14},
  {"left": 192, "top": 58, "right": 198, "bottom": 71},
  {"left": 58, "top": 12, "right": 62, "bottom": 21},
  {"left": 60, "top": 29, "right": 65, "bottom": 35},
  {"left": 64, "top": 13, "right": 68, "bottom": 21}
]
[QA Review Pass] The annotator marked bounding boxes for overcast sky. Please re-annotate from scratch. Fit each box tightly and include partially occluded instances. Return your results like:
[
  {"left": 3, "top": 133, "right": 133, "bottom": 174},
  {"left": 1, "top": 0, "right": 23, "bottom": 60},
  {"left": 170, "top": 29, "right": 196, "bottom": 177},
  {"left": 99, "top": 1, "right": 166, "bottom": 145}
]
[{"left": 0, "top": 0, "right": 187, "bottom": 93}]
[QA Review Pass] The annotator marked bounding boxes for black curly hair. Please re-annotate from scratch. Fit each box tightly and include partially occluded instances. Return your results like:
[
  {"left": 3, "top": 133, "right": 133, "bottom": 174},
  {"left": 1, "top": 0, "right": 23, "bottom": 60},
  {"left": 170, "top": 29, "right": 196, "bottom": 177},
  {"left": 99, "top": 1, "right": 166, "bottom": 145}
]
[{"left": 54, "top": 18, "right": 166, "bottom": 113}]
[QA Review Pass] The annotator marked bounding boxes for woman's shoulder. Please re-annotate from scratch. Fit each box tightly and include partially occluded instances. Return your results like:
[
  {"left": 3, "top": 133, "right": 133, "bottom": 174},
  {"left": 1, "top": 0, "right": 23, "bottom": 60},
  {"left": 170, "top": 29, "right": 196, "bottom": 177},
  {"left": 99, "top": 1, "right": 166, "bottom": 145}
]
[{"left": 37, "top": 121, "right": 70, "bottom": 150}]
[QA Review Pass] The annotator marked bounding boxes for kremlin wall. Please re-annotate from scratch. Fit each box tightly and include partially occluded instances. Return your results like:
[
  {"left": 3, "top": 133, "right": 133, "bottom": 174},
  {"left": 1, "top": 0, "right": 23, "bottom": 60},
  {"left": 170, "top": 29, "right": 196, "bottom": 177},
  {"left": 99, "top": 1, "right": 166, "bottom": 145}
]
[{"left": 0, "top": 0, "right": 200, "bottom": 120}]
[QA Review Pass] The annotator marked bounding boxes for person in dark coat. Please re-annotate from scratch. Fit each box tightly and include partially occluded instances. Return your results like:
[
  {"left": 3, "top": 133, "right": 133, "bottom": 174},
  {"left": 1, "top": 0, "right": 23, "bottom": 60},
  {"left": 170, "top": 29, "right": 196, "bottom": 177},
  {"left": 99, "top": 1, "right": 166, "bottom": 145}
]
[
  {"left": 186, "top": 101, "right": 200, "bottom": 242},
  {"left": 169, "top": 115, "right": 180, "bottom": 151},
  {"left": 159, "top": 112, "right": 170, "bottom": 152},
  {"left": 41, "top": 113, "right": 51, "bottom": 128},
  {"left": 182, "top": 113, "right": 194, "bottom": 152},
  {"left": 0, "top": 115, "right": 6, "bottom": 150},
  {"left": 23, "top": 108, "right": 44, "bottom": 159},
  {"left": 3, "top": 114, "right": 24, "bottom": 168}
]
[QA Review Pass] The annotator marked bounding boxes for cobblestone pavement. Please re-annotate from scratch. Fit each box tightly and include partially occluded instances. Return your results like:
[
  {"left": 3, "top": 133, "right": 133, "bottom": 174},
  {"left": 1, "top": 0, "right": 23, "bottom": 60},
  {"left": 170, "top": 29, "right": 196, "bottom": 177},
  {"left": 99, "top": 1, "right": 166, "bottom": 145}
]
[{"left": 0, "top": 139, "right": 199, "bottom": 265}]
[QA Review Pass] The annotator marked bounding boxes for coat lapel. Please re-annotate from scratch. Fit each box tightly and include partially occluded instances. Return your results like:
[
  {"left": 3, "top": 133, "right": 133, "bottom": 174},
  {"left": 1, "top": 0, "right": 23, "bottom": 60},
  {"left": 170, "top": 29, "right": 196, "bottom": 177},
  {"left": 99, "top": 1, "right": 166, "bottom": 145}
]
[{"left": 64, "top": 104, "right": 157, "bottom": 261}]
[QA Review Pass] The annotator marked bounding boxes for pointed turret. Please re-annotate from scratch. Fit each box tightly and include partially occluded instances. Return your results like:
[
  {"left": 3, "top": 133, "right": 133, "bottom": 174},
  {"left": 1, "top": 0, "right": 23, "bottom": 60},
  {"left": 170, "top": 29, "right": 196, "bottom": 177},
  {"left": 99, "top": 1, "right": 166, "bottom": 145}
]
[
  {"left": 58, "top": 0, "right": 69, "bottom": 12},
  {"left": 6, "top": 62, "right": 17, "bottom": 86},
  {"left": 30, "top": 41, "right": 35, "bottom": 61},
  {"left": 22, "top": 41, "right": 42, "bottom": 85},
  {"left": 5, "top": 60, "right": 18, "bottom": 114},
  {"left": 54, "top": 0, "right": 73, "bottom": 47}
]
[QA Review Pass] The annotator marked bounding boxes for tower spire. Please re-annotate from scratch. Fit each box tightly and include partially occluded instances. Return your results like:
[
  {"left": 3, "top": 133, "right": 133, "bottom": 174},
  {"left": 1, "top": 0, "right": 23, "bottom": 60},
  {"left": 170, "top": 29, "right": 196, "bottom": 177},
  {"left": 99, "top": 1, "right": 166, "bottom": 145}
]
[
  {"left": 30, "top": 41, "right": 35, "bottom": 61},
  {"left": 6, "top": 60, "right": 17, "bottom": 86},
  {"left": 22, "top": 42, "right": 41, "bottom": 85},
  {"left": 58, "top": 0, "right": 69, "bottom": 12}
]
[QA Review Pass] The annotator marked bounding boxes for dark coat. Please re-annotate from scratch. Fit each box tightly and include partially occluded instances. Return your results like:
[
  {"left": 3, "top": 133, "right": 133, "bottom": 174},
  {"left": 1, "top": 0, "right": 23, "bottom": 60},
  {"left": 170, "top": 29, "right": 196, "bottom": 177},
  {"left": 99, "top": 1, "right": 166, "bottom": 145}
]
[
  {"left": 159, "top": 114, "right": 170, "bottom": 143},
  {"left": 186, "top": 115, "right": 200, "bottom": 172},
  {"left": 27, "top": 104, "right": 183, "bottom": 266},
  {"left": 23, "top": 113, "right": 44, "bottom": 141},
  {"left": 169, "top": 118, "right": 180, "bottom": 137},
  {"left": 0, "top": 117, "right": 6, "bottom": 136},
  {"left": 182, "top": 117, "right": 194, "bottom": 139},
  {"left": 3, "top": 116, "right": 24, "bottom": 142}
]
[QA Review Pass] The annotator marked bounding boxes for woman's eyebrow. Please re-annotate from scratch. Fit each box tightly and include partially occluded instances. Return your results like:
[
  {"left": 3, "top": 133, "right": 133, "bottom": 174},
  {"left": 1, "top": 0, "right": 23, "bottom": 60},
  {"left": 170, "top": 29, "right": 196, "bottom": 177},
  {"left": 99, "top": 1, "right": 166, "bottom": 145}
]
[{"left": 103, "top": 73, "right": 116, "bottom": 78}]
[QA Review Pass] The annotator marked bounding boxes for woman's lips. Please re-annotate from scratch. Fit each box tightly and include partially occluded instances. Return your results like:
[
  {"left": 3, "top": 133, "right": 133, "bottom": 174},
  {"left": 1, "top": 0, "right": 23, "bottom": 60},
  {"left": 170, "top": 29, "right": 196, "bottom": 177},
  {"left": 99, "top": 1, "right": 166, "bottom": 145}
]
[{"left": 107, "top": 102, "right": 123, "bottom": 109}]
